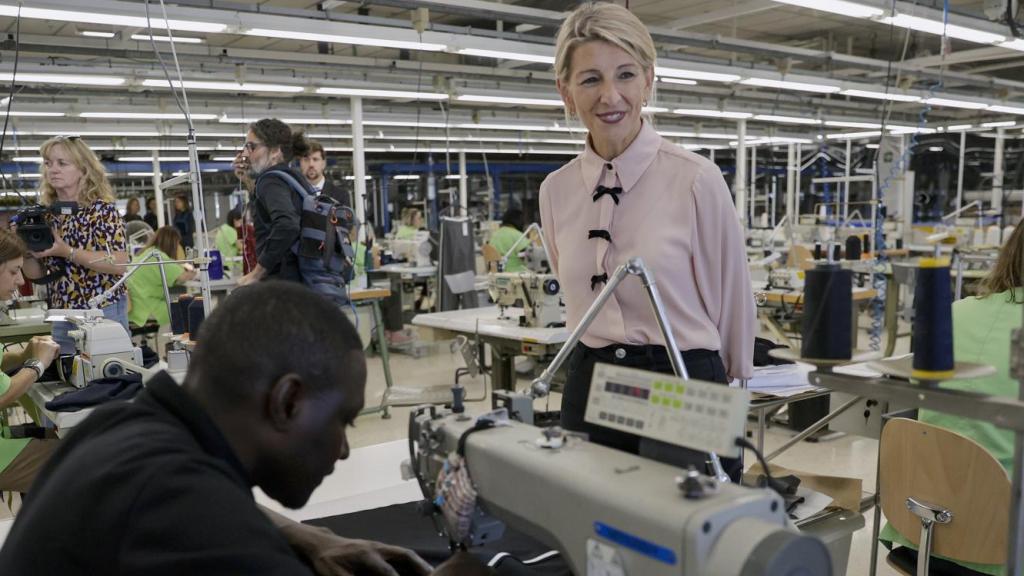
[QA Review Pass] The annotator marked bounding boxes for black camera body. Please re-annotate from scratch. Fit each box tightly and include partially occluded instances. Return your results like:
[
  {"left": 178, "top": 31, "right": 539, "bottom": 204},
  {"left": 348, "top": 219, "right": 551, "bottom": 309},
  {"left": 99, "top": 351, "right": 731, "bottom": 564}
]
[{"left": 14, "top": 204, "right": 54, "bottom": 252}]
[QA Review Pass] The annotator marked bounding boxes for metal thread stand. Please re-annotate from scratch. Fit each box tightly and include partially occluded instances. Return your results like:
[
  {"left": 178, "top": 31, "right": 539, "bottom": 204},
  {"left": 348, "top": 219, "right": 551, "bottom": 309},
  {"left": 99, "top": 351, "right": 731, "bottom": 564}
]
[{"left": 529, "top": 257, "right": 731, "bottom": 483}]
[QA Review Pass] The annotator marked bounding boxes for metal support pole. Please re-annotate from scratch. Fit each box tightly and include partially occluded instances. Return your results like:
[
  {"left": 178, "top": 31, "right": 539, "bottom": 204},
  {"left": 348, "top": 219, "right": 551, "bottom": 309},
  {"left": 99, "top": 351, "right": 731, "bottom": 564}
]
[
  {"left": 750, "top": 145, "right": 758, "bottom": 227},
  {"left": 151, "top": 152, "right": 165, "bottom": 228},
  {"left": 765, "top": 395, "right": 863, "bottom": 462},
  {"left": 845, "top": 139, "right": 852, "bottom": 223},
  {"left": 351, "top": 97, "right": 368, "bottom": 236},
  {"left": 185, "top": 128, "right": 212, "bottom": 316},
  {"left": 735, "top": 119, "right": 748, "bottom": 225},
  {"left": 995, "top": 127, "right": 1006, "bottom": 214},
  {"left": 796, "top": 143, "right": 803, "bottom": 224},
  {"left": 956, "top": 130, "right": 966, "bottom": 217},
  {"left": 786, "top": 143, "right": 796, "bottom": 228},
  {"left": 458, "top": 150, "right": 468, "bottom": 215}
]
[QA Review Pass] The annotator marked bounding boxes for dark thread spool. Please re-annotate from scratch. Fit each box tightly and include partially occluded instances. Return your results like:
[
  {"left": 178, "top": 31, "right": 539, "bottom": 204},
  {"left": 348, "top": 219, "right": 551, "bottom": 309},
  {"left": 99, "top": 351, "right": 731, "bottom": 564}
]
[
  {"left": 187, "top": 297, "right": 206, "bottom": 340},
  {"left": 831, "top": 244, "right": 841, "bottom": 262},
  {"left": 862, "top": 234, "right": 871, "bottom": 255},
  {"left": 845, "top": 236, "right": 862, "bottom": 260},
  {"left": 813, "top": 243, "right": 823, "bottom": 260},
  {"left": 208, "top": 250, "right": 224, "bottom": 280},
  {"left": 171, "top": 294, "right": 193, "bottom": 335},
  {"left": 801, "top": 263, "right": 853, "bottom": 361},
  {"left": 911, "top": 259, "right": 954, "bottom": 380}
]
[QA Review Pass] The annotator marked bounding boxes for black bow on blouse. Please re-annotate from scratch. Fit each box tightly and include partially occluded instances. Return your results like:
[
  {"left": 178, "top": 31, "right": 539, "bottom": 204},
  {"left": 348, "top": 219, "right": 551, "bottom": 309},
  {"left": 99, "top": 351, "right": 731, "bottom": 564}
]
[
  {"left": 588, "top": 229, "right": 612, "bottom": 243},
  {"left": 592, "top": 185, "right": 622, "bottom": 205},
  {"left": 590, "top": 273, "right": 609, "bottom": 291}
]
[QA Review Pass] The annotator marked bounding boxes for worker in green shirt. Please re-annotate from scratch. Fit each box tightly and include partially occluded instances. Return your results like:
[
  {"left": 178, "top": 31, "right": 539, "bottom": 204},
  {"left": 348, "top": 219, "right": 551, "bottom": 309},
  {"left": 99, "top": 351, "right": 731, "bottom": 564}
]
[
  {"left": 0, "top": 228, "right": 61, "bottom": 492},
  {"left": 127, "top": 227, "right": 197, "bottom": 328},
  {"left": 214, "top": 207, "right": 243, "bottom": 273},
  {"left": 487, "top": 208, "right": 530, "bottom": 272},
  {"left": 395, "top": 207, "right": 423, "bottom": 240},
  {"left": 879, "top": 225, "right": 1024, "bottom": 576}
]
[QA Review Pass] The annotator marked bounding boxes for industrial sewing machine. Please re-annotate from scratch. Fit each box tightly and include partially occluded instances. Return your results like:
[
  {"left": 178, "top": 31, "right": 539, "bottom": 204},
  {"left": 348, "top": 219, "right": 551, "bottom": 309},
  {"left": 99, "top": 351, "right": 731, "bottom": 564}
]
[
  {"left": 61, "top": 311, "right": 144, "bottom": 389},
  {"left": 406, "top": 363, "right": 833, "bottom": 575},
  {"left": 488, "top": 272, "right": 562, "bottom": 328},
  {"left": 384, "top": 231, "right": 433, "bottom": 267}
]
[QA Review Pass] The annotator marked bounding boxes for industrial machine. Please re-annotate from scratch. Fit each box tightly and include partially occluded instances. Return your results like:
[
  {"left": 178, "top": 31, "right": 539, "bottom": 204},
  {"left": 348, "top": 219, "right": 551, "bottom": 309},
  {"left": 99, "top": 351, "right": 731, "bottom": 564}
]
[
  {"left": 488, "top": 272, "right": 562, "bottom": 328},
  {"left": 406, "top": 363, "right": 833, "bottom": 575},
  {"left": 385, "top": 231, "right": 433, "bottom": 267},
  {"left": 60, "top": 311, "right": 144, "bottom": 389}
]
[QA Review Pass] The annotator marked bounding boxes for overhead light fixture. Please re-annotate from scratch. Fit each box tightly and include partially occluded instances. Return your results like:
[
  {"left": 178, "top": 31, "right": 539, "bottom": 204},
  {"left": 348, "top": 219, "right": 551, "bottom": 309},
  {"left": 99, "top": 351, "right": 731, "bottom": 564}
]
[
  {"left": 80, "top": 30, "right": 116, "bottom": 38},
  {"left": 0, "top": 73, "right": 125, "bottom": 86},
  {"left": 753, "top": 114, "right": 821, "bottom": 125},
  {"left": 130, "top": 34, "right": 204, "bottom": 44},
  {"left": 280, "top": 118, "right": 350, "bottom": 125},
  {"left": 117, "top": 156, "right": 189, "bottom": 161},
  {"left": 393, "top": 174, "right": 420, "bottom": 180},
  {"left": 928, "top": 146, "right": 943, "bottom": 152},
  {"left": 0, "top": 5, "right": 227, "bottom": 33},
  {"left": 947, "top": 124, "right": 973, "bottom": 131},
  {"left": 81, "top": 112, "right": 218, "bottom": 120},
  {"left": 344, "top": 175, "right": 374, "bottom": 180},
  {"left": 142, "top": 79, "right": 304, "bottom": 93},
  {"left": 315, "top": 87, "right": 447, "bottom": 100},
  {"left": 840, "top": 89, "right": 921, "bottom": 103},
  {"left": 825, "top": 131, "right": 882, "bottom": 140},
  {"left": 657, "top": 77, "right": 698, "bottom": 86},
  {"left": 888, "top": 126, "right": 936, "bottom": 135},
  {"left": 866, "top": 143, "right": 880, "bottom": 149},
  {"left": 655, "top": 67, "right": 740, "bottom": 83},
  {"left": 364, "top": 120, "right": 449, "bottom": 128},
  {"left": 740, "top": 77, "right": 841, "bottom": 94},
  {"left": 771, "top": 0, "right": 884, "bottom": 19},
  {"left": 445, "top": 174, "right": 463, "bottom": 180},
  {"left": 0, "top": 111, "right": 65, "bottom": 117},
  {"left": 673, "top": 109, "right": 752, "bottom": 119},
  {"left": 988, "top": 104, "right": 1024, "bottom": 114},
  {"left": 658, "top": 131, "right": 736, "bottom": 139},
  {"left": 999, "top": 39, "right": 1024, "bottom": 51},
  {"left": 11, "top": 156, "right": 42, "bottom": 163},
  {"left": 924, "top": 97, "right": 988, "bottom": 110},
  {"left": 880, "top": 14, "right": 1006, "bottom": 45},
  {"left": 642, "top": 106, "right": 669, "bottom": 114},
  {"left": 455, "top": 48, "right": 553, "bottom": 64},
  {"left": 123, "top": 172, "right": 156, "bottom": 177},
  {"left": 825, "top": 120, "right": 882, "bottom": 129},
  {"left": 26, "top": 130, "right": 161, "bottom": 137},
  {"left": 245, "top": 28, "right": 445, "bottom": 52},
  {"left": 456, "top": 123, "right": 551, "bottom": 131},
  {"left": 981, "top": 120, "right": 1017, "bottom": 128},
  {"left": 456, "top": 94, "right": 563, "bottom": 107}
]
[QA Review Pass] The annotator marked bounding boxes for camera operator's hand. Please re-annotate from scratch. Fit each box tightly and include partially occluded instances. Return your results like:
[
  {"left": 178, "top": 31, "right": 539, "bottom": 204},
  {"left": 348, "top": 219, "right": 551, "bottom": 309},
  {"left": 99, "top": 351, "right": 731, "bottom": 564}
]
[{"left": 31, "top": 227, "right": 72, "bottom": 260}]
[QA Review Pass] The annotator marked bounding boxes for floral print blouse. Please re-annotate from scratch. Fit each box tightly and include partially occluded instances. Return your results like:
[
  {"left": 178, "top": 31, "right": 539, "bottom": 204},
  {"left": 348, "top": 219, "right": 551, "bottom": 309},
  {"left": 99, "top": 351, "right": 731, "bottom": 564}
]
[{"left": 42, "top": 201, "right": 127, "bottom": 309}]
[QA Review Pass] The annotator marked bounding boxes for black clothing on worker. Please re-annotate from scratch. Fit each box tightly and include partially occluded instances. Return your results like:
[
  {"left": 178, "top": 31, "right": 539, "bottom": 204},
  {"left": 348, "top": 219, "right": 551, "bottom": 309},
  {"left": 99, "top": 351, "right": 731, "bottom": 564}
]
[{"left": 253, "top": 162, "right": 305, "bottom": 282}]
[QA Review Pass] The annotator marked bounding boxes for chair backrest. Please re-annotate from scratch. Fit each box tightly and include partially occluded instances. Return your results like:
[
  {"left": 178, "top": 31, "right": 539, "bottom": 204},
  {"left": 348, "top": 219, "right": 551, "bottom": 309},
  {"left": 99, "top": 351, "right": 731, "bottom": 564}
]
[
  {"left": 879, "top": 418, "right": 1011, "bottom": 565},
  {"left": 482, "top": 243, "right": 502, "bottom": 273}
]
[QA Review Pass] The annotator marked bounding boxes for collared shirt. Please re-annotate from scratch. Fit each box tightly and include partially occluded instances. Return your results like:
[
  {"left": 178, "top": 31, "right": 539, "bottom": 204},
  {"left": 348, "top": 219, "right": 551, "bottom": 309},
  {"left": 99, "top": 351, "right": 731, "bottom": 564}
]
[
  {"left": 311, "top": 177, "right": 326, "bottom": 192},
  {"left": 539, "top": 120, "right": 755, "bottom": 379},
  {"left": 0, "top": 372, "right": 313, "bottom": 574}
]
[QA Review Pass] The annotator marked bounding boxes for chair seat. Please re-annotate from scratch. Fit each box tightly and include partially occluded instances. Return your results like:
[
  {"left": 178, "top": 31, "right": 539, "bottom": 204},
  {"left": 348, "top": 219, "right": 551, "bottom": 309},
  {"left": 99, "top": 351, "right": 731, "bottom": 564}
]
[{"left": 887, "top": 546, "right": 989, "bottom": 576}]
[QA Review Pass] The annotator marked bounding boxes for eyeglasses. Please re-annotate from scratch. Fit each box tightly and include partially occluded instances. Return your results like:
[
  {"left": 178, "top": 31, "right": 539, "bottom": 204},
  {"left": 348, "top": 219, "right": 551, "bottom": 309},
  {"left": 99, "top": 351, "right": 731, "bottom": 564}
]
[{"left": 243, "top": 141, "right": 265, "bottom": 152}]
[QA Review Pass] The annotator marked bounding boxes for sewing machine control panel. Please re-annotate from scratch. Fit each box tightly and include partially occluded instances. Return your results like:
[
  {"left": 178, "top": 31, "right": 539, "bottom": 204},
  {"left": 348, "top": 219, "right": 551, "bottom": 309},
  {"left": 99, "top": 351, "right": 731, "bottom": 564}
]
[{"left": 584, "top": 363, "right": 748, "bottom": 458}]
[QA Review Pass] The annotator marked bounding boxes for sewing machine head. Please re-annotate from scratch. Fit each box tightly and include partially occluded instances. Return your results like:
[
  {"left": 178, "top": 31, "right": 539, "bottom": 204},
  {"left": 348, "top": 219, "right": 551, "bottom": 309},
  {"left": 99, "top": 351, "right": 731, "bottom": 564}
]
[
  {"left": 487, "top": 272, "right": 562, "bottom": 328},
  {"left": 386, "top": 231, "right": 432, "bottom": 267},
  {"left": 65, "top": 315, "right": 144, "bottom": 389}
]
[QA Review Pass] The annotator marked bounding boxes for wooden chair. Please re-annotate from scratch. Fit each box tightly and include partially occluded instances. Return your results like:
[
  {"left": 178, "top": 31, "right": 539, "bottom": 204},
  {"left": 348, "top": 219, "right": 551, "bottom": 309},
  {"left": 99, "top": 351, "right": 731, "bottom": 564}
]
[
  {"left": 482, "top": 243, "right": 502, "bottom": 273},
  {"left": 879, "top": 418, "right": 1010, "bottom": 575}
]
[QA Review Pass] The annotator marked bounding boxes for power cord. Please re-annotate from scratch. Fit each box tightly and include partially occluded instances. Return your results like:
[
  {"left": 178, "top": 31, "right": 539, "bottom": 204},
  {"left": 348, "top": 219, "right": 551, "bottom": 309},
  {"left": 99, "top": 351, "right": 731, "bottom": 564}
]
[{"left": 735, "top": 436, "right": 777, "bottom": 489}]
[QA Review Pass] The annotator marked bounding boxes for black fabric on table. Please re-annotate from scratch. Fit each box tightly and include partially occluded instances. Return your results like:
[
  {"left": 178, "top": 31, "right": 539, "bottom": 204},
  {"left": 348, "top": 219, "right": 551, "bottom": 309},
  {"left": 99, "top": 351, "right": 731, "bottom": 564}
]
[{"left": 305, "top": 501, "right": 573, "bottom": 576}]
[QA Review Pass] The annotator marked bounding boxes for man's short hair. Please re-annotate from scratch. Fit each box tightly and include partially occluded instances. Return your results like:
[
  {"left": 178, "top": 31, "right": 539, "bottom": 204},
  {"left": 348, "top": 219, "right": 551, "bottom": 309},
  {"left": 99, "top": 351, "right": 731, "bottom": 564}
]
[
  {"left": 306, "top": 140, "right": 325, "bottom": 158},
  {"left": 188, "top": 281, "right": 363, "bottom": 403}
]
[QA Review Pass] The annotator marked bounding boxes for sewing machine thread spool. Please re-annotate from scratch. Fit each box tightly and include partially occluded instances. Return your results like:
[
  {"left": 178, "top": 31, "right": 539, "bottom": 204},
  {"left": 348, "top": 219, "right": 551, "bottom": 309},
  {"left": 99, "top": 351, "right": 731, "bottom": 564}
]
[
  {"left": 911, "top": 258, "right": 954, "bottom": 380},
  {"left": 845, "top": 236, "right": 862, "bottom": 260},
  {"left": 171, "top": 294, "right": 193, "bottom": 335},
  {"left": 187, "top": 297, "right": 206, "bottom": 340},
  {"left": 208, "top": 250, "right": 224, "bottom": 280},
  {"left": 813, "top": 242, "right": 823, "bottom": 260},
  {"left": 800, "top": 263, "right": 852, "bottom": 361},
  {"left": 862, "top": 234, "right": 871, "bottom": 256},
  {"left": 831, "top": 244, "right": 841, "bottom": 262}
]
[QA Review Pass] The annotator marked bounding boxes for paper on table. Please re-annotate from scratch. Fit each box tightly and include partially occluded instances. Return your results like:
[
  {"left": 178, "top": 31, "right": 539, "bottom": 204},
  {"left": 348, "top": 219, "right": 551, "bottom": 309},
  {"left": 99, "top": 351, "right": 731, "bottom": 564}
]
[
  {"left": 789, "top": 487, "right": 834, "bottom": 521},
  {"left": 746, "top": 363, "right": 820, "bottom": 397}
]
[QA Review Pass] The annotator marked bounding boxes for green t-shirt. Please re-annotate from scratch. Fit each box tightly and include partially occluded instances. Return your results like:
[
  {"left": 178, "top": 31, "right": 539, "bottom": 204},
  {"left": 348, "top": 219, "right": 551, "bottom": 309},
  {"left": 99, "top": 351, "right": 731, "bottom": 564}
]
[
  {"left": 880, "top": 289, "right": 1021, "bottom": 575},
  {"left": 395, "top": 225, "right": 418, "bottom": 240},
  {"left": 0, "top": 348, "right": 31, "bottom": 476},
  {"left": 127, "top": 247, "right": 185, "bottom": 327},
  {"left": 353, "top": 241, "right": 366, "bottom": 278},
  {"left": 488, "top": 225, "right": 530, "bottom": 272},
  {"left": 214, "top": 223, "right": 239, "bottom": 268}
]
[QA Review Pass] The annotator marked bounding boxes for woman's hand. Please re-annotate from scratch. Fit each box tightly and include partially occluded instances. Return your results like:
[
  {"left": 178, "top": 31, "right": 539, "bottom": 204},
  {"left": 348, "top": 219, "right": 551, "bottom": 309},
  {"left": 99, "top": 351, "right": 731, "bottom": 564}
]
[
  {"left": 26, "top": 336, "right": 60, "bottom": 369},
  {"left": 30, "top": 227, "right": 72, "bottom": 260}
]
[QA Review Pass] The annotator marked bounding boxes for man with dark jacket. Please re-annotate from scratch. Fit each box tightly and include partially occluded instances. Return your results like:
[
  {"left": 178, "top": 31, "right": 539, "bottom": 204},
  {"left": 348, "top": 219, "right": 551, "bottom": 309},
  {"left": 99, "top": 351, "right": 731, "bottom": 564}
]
[
  {"left": 301, "top": 140, "right": 350, "bottom": 208},
  {"left": 237, "top": 118, "right": 309, "bottom": 286}
]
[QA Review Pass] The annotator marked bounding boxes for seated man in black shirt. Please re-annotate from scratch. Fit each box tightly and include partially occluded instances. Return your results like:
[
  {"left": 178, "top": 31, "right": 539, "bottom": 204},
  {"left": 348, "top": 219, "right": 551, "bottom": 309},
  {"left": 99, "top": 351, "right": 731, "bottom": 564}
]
[{"left": 0, "top": 281, "right": 432, "bottom": 576}]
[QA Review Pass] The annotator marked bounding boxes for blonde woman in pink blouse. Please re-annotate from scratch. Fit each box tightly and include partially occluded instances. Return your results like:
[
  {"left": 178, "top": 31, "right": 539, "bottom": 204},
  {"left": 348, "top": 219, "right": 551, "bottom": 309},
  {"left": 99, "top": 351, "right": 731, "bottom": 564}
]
[{"left": 540, "top": 1, "right": 756, "bottom": 479}]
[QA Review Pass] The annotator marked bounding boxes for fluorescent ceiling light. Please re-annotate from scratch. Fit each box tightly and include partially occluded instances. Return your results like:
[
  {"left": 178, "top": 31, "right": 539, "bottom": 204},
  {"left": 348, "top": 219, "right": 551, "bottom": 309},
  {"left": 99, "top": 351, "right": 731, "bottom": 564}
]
[
  {"left": 316, "top": 87, "right": 447, "bottom": 100},
  {"left": 658, "top": 131, "right": 737, "bottom": 139},
  {"left": 0, "top": 73, "right": 125, "bottom": 86},
  {"left": 1000, "top": 39, "right": 1024, "bottom": 51},
  {"left": 673, "top": 109, "right": 752, "bottom": 119},
  {"left": 245, "top": 28, "right": 445, "bottom": 52},
  {"left": 117, "top": 156, "right": 189, "bottom": 161},
  {"left": 753, "top": 114, "right": 821, "bottom": 125},
  {"left": 642, "top": 106, "right": 669, "bottom": 114},
  {"left": 655, "top": 67, "right": 740, "bottom": 83},
  {"left": 825, "top": 131, "right": 882, "bottom": 140},
  {"left": 456, "top": 123, "right": 551, "bottom": 131},
  {"left": 888, "top": 126, "right": 936, "bottom": 134},
  {"left": 393, "top": 174, "right": 420, "bottom": 180},
  {"left": 344, "top": 175, "right": 374, "bottom": 180},
  {"left": 143, "top": 79, "right": 304, "bottom": 93},
  {"left": 457, "top": 94, "right": 563, "bottom": 107},
  {"left": 455, "top": 48, "right": 553, "bottom": 64},
  {"left": 924, "top": 97, "right": 988, "bottom": 110},
  {"left": 981, "top": 120, "right": 1016, "bottom": 128},
  {"left": 11, "top": 157, "right": 42, "bottom": 162},
  {"left": 27, "top": 130, "right": 161, "bottom": 137},
  {"left": 131, "top": 34, "right": 204, "bottom": 44},
  {"left": 866, "top": 143, "right": 880, "bottom": 149},
  {"left": 771, "top": 0, "right": 884, "bottom": 18},
  {"left": 280, "top": 118, "right": 350, "bottom": 125},
  {"left": 123, "top": 172, "right": 156, "bottom": 177},
  {"left": 825, "top": 120, "right": 882, "bottom": 129},
  {"left": 928, "top": 146, "right": 943, "bottom": 152},
  {"left": 445, "top": 175, "right": 462, "bottom": 180},
  {"left": 947, "top": 124, "right": 973, "bottom": 131},
  {"left": 840, "top": 89, "right": 921, "bottom": 103},
  {"left": 740, "top": 77, "right": 841, "bottom": 94},
  {"left": 0, "top": 6, "right": 227, "bottom": 33},
  {"left": 988, "top": 105, "right": 1024, "bottom": 114},
  {"left": 881, "top": 14, "right": 1006, "bottom": 45},
  {"left": 81, "top": 112, "right": 218, "bottom": 120},
  {"left": 80, "top": 31, "right": 115, "bottom": 38},
  {"left": 657, "top": 77, "right": 698, "bottom": 86},
  {"left": 364, "top": 120, "right": 449, "bottom": 128},
  {"left": 0, "top": 111, "right": 65, "bottom": 117}
]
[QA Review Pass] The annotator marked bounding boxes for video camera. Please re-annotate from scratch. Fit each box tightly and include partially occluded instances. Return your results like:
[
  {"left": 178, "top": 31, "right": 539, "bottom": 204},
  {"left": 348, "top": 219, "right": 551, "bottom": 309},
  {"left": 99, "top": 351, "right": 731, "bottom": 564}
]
[{"left": 14, "top": 204, "right": 54, "bottom": 252}]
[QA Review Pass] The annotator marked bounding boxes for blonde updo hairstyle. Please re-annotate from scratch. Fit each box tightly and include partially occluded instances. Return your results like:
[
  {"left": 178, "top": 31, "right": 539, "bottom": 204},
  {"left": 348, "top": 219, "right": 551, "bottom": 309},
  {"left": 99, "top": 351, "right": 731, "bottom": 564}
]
[
  {"left": 39, "top": 136, "right": 116, "bottom": 207},
  {"left": 554, "top": 2, "right": 658, "bottom": 125}
]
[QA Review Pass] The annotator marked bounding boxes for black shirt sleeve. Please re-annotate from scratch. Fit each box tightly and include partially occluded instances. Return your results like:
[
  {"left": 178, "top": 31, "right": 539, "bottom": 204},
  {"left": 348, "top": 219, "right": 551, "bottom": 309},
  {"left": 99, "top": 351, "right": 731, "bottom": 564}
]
[
  {"left": 256, "top": 176, "right": 302, "bottom": 271},
  {"left": 120, "top": 459, "right": 314, "bottom": 576}
]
